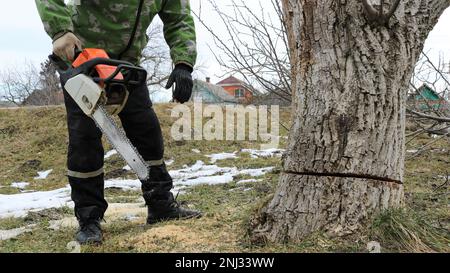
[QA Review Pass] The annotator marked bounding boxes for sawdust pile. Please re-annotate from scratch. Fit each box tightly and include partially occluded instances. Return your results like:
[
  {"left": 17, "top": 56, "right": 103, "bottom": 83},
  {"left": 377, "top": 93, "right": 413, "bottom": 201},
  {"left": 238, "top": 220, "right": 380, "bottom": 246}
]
[{"left": 126, "top": 220, "right": 239, "bottom": 252}]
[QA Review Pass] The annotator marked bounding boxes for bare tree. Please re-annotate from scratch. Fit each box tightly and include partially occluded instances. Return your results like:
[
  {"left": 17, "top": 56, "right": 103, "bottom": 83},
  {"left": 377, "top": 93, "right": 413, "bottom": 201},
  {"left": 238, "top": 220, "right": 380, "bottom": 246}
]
[
  {"left": 142, "top": 18, "right": 210, "bottom": 101},
  {"left": 141, "top": 21, "right": 172, "bottom": 89},
  {"left": 250, "top": 0, "right": 450, "bottom": 242},
  {"left": 194, "top": 0, "right": 292, "bottom": 103},
  {"left": 0, "top": 59, "right": 64, "bottom": 106},
  {"left": 0, "top": 61, "right": 40, "bottom": 106},
  {"left": 406, "top": 52, "right": 450, "bottom": 157}
]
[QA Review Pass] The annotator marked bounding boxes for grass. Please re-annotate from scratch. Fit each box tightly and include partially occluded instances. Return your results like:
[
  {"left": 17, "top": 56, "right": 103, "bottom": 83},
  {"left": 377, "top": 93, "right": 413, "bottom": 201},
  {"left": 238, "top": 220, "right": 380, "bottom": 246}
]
[
  {"left": 370, "top": 208, "right": 450, "bottom": 252},
  {"left": 0, "top": 104, "right": 448, "bottom": 253}
]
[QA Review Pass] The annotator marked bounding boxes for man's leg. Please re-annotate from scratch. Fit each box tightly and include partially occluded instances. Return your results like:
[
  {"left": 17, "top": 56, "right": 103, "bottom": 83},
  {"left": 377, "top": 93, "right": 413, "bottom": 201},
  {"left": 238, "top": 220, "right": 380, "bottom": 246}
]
[
  {"left": 119, "top": 82, "right": 201, "bottom": 224},
  {"left": 63, "top": 89, "right": 107, "bottom": 244}
]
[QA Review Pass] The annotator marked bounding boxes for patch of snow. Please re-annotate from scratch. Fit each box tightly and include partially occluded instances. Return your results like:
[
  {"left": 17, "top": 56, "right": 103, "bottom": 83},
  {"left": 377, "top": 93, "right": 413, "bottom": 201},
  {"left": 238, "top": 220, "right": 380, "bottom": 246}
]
[
  {"left": 104, "top": 179, "right": 141, "bottom": 191},
  {"left": 407, "top": 150, "right": 418, "bottom": 153},
  {"left": 122, "top": 214, "right": 140, "bottom": 222},
  {"left": 165, "top": 159, "right": 175, "bottom": 166},
  {"left": 0, "top": 187, "right": 72, "bottom": 219},
  {"left": 367, "top": 241, "right": 382, "bottom": 253},
  {"left": 0, "top": 225, "right": 35, "bottom": 240},
  {"left": 206, "top": 152, "right": 238, "bottom": 163},
  {"left": 123, "top": 165, "right": 131, "bottom": 171},
  {"left": 241, "top": 148, "right": 285, "bottom": 158},
  {"left": 229, "top": 186, "right": 253, "bottom": 192},
  {"left": 183, "top": 173, "right": 235, "bottom": 186},
  {"left": 237, "top": 179, "right": 263, "bottom": 184},
  {"left": 48, "top": 218, "right": 78, "bottom": 231},
  {"left": 34, "top": 169, "right": 53, "bottom": 180},
  {"left": 104, "top": 150, "right": 118, "bottom": 159},
  {"left": 11, "top": 182, "right": 30, "bottom": 190},
  {"left": 191, "top": 149, "right": 201, "bottom": 154},
  {"left": 238, "top": 167, "right": 274, "bottom": 177}
]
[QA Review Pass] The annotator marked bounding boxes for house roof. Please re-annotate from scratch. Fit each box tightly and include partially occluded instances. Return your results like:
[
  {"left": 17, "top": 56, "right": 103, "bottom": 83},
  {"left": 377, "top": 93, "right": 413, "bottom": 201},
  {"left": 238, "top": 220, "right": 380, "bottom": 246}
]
[
  {"left": 409, "top": 84, "right": 448, "bottom": 102},
  {"left": 216, "top": 76, "right": 262, "bottom": 95},
  {"left": 216, "top": 76, "right": 246, "bottom": 86},
  {"left": 194, "top": 80, "right": 239, "bottom": 103}
]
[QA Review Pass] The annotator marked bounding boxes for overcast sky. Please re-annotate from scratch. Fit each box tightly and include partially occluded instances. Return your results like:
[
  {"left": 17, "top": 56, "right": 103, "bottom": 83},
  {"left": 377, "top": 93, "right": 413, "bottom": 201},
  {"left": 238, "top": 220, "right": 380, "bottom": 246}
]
[{"left": 0, "top": 1, "right": 449, "bottom": 84}]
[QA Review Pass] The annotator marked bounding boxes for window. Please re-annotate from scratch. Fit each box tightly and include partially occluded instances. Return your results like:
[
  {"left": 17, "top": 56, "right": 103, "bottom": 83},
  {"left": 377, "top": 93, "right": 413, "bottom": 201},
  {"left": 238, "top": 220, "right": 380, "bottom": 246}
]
[{"left": 235, "top": 89, "right": 245, "bottom": 98}]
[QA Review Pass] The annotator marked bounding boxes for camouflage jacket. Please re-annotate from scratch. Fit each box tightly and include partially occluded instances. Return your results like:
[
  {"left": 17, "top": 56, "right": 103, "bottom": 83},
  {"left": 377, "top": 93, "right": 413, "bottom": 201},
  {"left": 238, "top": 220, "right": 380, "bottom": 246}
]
[{"left": 35, "top": 0, "right": 197, "bottom": 66}]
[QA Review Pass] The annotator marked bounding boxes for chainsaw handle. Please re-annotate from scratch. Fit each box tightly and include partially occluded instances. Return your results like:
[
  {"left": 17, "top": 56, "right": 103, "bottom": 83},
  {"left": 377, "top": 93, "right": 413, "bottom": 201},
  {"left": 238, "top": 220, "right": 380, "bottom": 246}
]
[
  {"left": 49, "top": 47, "right": 82, "bottom": 72},
  {"left": 49, "top": 55, "right": 148, "bottom": 87}
]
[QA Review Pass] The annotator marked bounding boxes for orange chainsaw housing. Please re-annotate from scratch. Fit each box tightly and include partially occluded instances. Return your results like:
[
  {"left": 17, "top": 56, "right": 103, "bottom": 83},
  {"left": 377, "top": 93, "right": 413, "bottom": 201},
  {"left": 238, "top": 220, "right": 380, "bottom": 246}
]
[{"left": 72, "top": 48, "right": 124, "bottom": 87}]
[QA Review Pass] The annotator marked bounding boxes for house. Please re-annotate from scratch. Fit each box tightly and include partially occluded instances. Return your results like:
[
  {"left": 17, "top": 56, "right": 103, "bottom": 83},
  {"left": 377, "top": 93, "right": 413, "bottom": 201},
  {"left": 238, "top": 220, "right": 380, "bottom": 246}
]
[
  {"left": 407, "top": 84, "right": 450, "bottom": 113},
  {"left": 216, "top": 76, "right": 260, "bottom": 103},
  {"left": 191, "top": 78, "right": 239, "bottom": 104}
]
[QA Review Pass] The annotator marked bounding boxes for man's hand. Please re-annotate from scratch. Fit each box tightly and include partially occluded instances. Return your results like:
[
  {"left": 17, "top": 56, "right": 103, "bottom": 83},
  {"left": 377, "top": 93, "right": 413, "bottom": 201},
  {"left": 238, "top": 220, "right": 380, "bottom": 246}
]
[
  {"left": 53, "top": 32, "right": 82, "bottom": 61},
  {"left": 165, "top": 64, "right": 194, "bottom": 104}
]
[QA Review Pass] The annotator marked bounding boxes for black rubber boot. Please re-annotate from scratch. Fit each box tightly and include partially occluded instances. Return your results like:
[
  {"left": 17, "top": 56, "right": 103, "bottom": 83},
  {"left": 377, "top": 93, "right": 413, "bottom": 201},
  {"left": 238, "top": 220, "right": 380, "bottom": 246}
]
[
  {"left": 75, "top": 206, "right": 103, "bottom": 245},
  {"left": 146, "top": 193, "right": 202, "bottom": 224}
]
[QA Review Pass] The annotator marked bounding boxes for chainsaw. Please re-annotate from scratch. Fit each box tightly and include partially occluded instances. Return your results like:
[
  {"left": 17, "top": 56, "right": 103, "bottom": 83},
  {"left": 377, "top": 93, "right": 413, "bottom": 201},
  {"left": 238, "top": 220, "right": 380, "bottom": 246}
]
[{"left": 50, "top": 48, "right": 150, "bottom": 181}]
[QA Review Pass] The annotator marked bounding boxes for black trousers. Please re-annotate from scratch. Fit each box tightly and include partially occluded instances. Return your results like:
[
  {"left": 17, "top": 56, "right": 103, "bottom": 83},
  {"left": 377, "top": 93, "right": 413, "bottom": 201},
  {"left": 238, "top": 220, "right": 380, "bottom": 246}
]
[{"left": 63, "top": 79, "right": 173, "bottom": 220}]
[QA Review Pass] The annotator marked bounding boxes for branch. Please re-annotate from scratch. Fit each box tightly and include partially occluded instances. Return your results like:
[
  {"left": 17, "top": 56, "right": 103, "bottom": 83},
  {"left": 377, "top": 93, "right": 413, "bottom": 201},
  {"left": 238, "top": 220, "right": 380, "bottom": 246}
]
[{"left": 407, "top": 109, "right": 450, "bottom": 123}]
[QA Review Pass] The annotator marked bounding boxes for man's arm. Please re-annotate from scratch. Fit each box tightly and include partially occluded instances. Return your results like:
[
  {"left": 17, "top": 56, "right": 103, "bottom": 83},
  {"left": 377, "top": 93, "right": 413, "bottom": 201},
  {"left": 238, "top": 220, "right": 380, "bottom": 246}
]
[
  {"left": 159, "top": 0, "right": 197, "bottom": 68},
  {"left": 35, "top": 0, "right": 74, "bottom": 40}
]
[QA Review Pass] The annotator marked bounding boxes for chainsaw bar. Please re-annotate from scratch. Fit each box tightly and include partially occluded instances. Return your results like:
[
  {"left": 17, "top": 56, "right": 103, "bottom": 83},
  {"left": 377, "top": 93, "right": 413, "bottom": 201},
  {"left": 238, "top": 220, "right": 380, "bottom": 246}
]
[{"left": 92, "top": 105, "right": 149, "bottom": 181}]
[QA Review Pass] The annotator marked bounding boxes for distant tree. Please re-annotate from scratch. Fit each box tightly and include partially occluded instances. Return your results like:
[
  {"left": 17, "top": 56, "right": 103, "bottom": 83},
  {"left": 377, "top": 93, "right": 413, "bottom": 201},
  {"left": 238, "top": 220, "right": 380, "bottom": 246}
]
[
  {"left": 0, "top": 60, "right": 63, "bottom": 106},
  {"left": 0, "top": 61, "right": 40, "bottom": 106}
]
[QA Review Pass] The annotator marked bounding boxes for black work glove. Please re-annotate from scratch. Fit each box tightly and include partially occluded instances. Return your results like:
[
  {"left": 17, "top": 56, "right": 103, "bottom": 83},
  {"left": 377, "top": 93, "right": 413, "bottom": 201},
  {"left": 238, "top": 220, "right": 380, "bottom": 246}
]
[{"left": 165, "top": 64, "right": 193, "bottom": 104}]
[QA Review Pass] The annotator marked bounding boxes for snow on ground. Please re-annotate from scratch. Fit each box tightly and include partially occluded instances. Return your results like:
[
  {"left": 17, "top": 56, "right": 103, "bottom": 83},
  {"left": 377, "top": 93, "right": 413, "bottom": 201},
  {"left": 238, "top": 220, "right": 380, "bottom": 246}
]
[
  {"left": 0, "top": 225, "right": 35, "bottom": 241},
  {"left": 104, "top": 150, "right": 118, "bottom": 159},
  {"left": 241, "top": 148, "right": 285, "bottom": 158},
  {"left": 237, "top": 179, "right": 263, "bottom": 184},
  {"left": 191, "top": 149, "right": 201, "bottom": 154},
  {"left": 206, "top": 152, "right": 238, "bottom": 163},
  {"left": 0, "top": 187, "right": 72, "bottom": 218},
  {"left": 10, "top": 182, "right": 30, "bottom": 190},
  {"left": 104, "top": 179, "right": 141, "bottom": 191},
  {"left": 0, "top": 161, "right": 274, "bottom": 219},
  {"left": 165, "top": 159, "right": 175, "bottom": 166},
  {"left": 34, "top": 169, "right": 53, "bottom": 180},
  {"left": 239, "top": 167, "right": 274, "bottom": 177}
]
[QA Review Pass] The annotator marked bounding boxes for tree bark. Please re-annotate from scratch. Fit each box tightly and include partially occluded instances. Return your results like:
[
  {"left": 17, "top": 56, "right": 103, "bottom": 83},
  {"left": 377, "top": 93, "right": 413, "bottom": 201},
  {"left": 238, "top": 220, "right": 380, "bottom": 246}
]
[{"left": 252, "top": 0, "right": 450, "bottom": 242}]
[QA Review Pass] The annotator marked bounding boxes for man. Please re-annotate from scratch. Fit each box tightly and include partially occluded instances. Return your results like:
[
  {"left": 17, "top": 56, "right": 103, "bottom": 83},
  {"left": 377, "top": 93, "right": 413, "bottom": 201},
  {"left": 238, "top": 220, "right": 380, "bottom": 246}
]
[{"left": 35, "top": 0, "right": 201, "bottom": 244}]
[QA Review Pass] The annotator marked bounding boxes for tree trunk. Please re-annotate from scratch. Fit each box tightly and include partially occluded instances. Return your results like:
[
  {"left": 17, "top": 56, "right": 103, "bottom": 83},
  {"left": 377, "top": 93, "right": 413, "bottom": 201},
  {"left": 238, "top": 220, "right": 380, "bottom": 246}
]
[{"left": 252, "top": 0, "right": 450, "bottom": 242}]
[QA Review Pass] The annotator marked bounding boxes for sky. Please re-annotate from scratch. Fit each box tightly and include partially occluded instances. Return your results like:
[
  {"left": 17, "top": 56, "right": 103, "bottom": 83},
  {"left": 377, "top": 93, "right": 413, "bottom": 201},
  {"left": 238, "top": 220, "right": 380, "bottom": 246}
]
[{"left": 0, "top": 1, "right": 449, "bottom": 99}]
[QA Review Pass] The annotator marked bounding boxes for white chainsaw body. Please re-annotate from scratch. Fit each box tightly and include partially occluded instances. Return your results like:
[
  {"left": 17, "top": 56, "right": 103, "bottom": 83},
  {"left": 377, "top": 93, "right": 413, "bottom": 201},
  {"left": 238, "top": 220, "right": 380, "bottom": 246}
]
[{"left": 64, "top": 74, "right": 104, "bottom": 116}]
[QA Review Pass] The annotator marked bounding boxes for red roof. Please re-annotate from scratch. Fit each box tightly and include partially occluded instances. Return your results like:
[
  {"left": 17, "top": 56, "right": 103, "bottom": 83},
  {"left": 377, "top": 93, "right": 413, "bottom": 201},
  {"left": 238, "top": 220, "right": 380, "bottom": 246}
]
[{"left": 216, "top": 76, "right": 245, "bottom": 86}]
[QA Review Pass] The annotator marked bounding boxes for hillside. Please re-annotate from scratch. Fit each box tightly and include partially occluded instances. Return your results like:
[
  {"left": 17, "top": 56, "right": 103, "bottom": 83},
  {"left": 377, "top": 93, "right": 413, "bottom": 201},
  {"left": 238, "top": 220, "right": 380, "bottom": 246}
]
[{"left": 0, "top": 104, "right": 448, "bottom": 252}]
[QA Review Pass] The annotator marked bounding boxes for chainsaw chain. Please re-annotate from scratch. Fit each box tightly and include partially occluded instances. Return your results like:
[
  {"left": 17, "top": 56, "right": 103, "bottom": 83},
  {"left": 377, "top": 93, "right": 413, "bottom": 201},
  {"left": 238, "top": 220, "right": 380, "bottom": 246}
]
[{"left": 93, "top": 105, "right": 150, "bottom": 181}]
